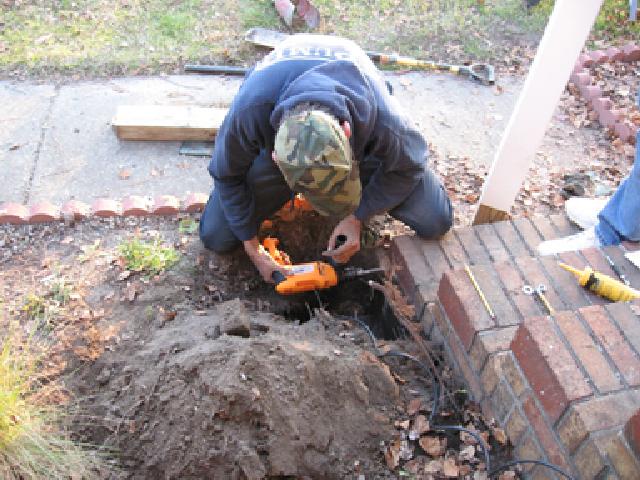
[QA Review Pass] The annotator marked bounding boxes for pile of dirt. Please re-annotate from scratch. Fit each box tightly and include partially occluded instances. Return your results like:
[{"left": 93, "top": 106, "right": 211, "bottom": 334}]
[
  {"left": 70, "top": 296, "right": 400, "bottom": 479},
  {"left": 1, "top": 216, "right": 514, "bottom": 478}
]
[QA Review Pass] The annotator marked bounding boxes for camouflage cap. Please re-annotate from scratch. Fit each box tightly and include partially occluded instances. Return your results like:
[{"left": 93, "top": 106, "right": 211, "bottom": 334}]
[{"left": 274, "top": 109, "right": 361, "bottom": 218}]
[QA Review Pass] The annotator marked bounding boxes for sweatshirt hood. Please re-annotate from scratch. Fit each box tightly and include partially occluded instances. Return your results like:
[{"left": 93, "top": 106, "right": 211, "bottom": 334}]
[{"left": 270, "top": 60, "right": 377, "bottom": 160}]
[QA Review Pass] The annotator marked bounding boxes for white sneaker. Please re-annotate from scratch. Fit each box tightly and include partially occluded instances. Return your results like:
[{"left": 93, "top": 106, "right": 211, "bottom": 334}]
[
  {"left": 537, "top": 227, "right": 601, "bottom": 256},
  {"left": 565, "top": 197, "right": 609, "bottom": 230}
]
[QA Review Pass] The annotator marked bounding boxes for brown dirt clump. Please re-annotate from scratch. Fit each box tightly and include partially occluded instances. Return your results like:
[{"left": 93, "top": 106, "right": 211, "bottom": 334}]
[{"left": 69, "top": 298, "right": 399, "bottom": 479}]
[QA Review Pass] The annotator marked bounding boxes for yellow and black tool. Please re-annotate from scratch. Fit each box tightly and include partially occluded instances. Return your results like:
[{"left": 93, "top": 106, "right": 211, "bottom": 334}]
[
  {"left": 262, "top": 236, "right": 383, "bottom": 295},
  {"left": 559, "top": 262, "right": 640, "bottom": 303},
  {"left": 186, "top": 28, "right": 497, "bottom": 85}
]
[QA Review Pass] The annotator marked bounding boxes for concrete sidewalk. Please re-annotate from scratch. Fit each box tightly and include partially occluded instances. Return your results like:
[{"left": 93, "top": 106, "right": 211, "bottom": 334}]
[{"left": 1, "top": 72, "right": 524, "bottom": 206}]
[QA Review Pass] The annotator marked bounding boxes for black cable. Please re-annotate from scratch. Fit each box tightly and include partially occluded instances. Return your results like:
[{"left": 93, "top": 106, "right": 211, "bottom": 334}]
[
  {"left": 489, "top": 460, "right": 576, "bottom": 480},
  {"left": 377, "top": 350, "right": 442, "bottom": 423},
  {"left": 351, "top": 314, "right": 378, "bottom": 350},
  {"left": 378, "top": 351, "right": 490, "bottom": 472},
  {"left": 348, "top": 316, "right": 576, "bottom": 480}
]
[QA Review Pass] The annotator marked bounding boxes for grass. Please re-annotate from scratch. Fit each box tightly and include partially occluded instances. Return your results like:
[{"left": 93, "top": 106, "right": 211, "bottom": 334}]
[
  {"left": 20, "top": 275, "right": 74, "bottom": 334},
  {"left": 118, "top": 237, "right": 180, "bottom": 277},
  {"left": 1, "top": 0, "right": 552, "bottom": 77},
  {"left": 0, "top": 1, "right": 636, "bottom": 76},
  {"left": 0, "top": 329, "right": 100, "bottom": 479}
]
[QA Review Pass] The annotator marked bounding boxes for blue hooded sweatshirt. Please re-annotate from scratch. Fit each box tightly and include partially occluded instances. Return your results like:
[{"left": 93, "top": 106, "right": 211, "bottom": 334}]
[{"left": 209, "top": 34, "right": 427, "bottom": 241}]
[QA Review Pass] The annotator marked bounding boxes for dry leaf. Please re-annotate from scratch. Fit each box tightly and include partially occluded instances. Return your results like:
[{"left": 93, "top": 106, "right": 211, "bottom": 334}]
[
  {"left": 162, "top": 309, "right": 177, "bottom": 322},
  {"left": 118, "top": 168, "right": 131, "bottom": 180},
  {"left": 424, "top": 460, "right": 442, "bottom": 474},
  {"left": 407, "top": 397, "right": 423, "bottom": 416},
  {"left": 384, "top": 439, "right": 401, "bottom": 469},
  {"left": 411, "top": 414, "right": 430, "bottom": 436},
  {"left": 118, "top": 270, "right": 131, "bottom": 281},
  {"left": 459, "top": 444, "right": 475, "bottom": 462},
  {"left": 443, "top": 458, "right": 459, "bottom": 478},
  {"left": 395, "top": 419, "right": 410, "bottom": 430},
  {"left": 403, "top": 458, "right": 424, "bottom": 474},
  {"left": 492, "top": 427, "right": 507, "bottom": 445},
  {"left": 419, "top": 435, "right": 446, "bottom": 457}
]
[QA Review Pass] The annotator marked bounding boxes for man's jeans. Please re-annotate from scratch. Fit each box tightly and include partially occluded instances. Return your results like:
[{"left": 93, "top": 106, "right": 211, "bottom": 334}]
[
  {"left": 595, "top": 94, "right": 640, "bottom": 245},
  {"left": 200, "top": 150, "right": 453, "bottom": 253}
]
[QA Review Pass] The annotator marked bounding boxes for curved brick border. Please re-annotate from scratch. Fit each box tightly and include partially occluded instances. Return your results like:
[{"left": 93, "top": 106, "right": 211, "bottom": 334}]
[
  {"left": 0, "top": 193, "right": 209, "bottom": 225},
  {"left": 570, "top": 42, "right": 640, "bottom": 144}
]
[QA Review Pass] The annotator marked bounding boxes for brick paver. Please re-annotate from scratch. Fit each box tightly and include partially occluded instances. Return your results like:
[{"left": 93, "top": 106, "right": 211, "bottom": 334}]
[
  {"left": 512, "top": 316, "right": 593, "bottom": 422},
  {"left": 390, "top": 213, "right": 640, "bottom": 475}
]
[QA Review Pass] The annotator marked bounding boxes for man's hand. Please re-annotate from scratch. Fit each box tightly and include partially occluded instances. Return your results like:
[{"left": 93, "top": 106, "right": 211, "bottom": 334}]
[
  {"left": 244, "top": 238, "right": 290, "bottom": 283},
  {"left": 323, "top": 214, "right": 362, "bottom": 264}
]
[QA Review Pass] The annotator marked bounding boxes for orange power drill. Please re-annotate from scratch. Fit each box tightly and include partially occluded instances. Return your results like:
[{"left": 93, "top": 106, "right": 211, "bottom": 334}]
[{"left": 261, "top": 236, "right": 382, "bottom": 295}]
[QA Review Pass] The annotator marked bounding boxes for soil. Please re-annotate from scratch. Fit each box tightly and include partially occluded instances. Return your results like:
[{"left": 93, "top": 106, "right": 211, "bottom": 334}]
[{"left": 1, "top": 214, "right": 512, "bottom": 479}]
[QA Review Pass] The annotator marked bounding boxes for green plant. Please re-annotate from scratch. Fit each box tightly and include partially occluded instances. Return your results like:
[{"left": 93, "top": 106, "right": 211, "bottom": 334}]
[
  {"left": 45, "top": 278, "right": 73, "bottom": 306},
  {"left": 0, "top": 331, "right": 100, "bottom": 478},
  {"left": 178, "top": 218, "right": 198, "bottom": 234},
  {"left": 117, "top": 237, "right": 180, "bottom": 277},
  {"left": 21, "top": 294, "right": 47, "bottom": 321}
]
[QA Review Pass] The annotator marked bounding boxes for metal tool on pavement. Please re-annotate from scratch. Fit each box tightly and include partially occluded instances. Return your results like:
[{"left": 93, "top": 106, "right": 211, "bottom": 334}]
[
  {"left": 523, "top": 284, "right": 555, "bottom": 315},
  {"left": 464, "top": 264, "right": 496, "bottom": 319},
  {"left": 262, "top": 236, "right": 383, "bottom": 295},
  {"left": 244, "top": 28, "right": 496, "bottom": 85},
  {"left": 559, "top": 262, "right": 640, "bottom": 302},
  {"left": 184, "top": 28, "right": 495, "bottom": 85}
]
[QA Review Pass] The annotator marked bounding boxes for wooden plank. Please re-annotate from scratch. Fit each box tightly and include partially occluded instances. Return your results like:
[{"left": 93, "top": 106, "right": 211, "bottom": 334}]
[{"left": 111, "top": 105, "right": 228, "bottom": 141}]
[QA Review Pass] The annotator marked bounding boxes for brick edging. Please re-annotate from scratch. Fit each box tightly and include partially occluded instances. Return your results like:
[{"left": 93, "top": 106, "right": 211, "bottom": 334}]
[
  {"left": 0, "top": 192, "right": 208, "bottom": 225},
  {"left": 570, "top": 43, "right": 640, "bottom": 144}
]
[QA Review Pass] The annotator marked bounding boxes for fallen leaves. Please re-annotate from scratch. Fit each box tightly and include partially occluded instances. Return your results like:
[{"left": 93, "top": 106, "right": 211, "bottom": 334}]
[
  {"left": 442, "top": 457, "right": 459, "bottom": 477},
  {"left": 492, "top": 426, "right": 507, "bottom": 445},
  {"left": 410, "top": 415, "right": 430, "bottom": 438},
  {"left": 419, "top": 435, "right": 446, "bottom": 457},
  {"left": 384, "top": 439, "right": 402, "bottom": 469},
  {"left": 407, "top": 397, "right": 423, "bottom": 416}
]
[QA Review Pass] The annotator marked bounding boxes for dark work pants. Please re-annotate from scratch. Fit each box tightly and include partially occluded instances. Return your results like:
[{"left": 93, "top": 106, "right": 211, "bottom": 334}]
[{"left": 199, "top": 150, "right": 453, "bottom": 253}]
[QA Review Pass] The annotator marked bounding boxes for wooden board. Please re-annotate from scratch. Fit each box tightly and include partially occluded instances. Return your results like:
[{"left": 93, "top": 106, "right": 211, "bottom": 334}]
[{"left": 111, "top": 105, "right": 228, "bottom": 141}]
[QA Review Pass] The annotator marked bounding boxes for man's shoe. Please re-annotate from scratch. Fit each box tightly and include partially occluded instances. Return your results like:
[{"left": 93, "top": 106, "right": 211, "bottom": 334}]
[
  {"left": 565, "top": 196, "right": 609, "bottom": 230},
  {"left": 537, "top": 227, "right": 601, "bottom": 256}
]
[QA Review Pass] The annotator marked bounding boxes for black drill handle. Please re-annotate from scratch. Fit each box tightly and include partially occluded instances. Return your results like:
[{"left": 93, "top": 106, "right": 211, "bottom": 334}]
[{"left": 272, "top": 271, "right": 286, "bottom": 285}]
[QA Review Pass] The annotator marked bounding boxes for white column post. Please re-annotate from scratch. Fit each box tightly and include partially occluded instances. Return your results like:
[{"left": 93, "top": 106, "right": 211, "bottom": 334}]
[{"left": 473, "top": 0, "right": 604, "bottom": 225}]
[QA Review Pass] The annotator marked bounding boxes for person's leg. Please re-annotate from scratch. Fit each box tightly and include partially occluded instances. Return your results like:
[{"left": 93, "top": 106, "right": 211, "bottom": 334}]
[
  {"left": 200, "top": 150, "right": 292, "bottom": 253},
  {"left": 595, "top": 128, "right": 640, "bottom": 245},
  {"left": 388, "top": 167, "right": 453, "bottom": 238},
  {"left": 199, "top": 187, "right": 239, "bottom": 253}
]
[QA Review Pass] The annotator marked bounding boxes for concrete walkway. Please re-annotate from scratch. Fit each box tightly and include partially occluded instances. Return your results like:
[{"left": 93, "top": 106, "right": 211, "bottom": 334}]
[{"left": 0, "top": 72, "right": 525, "bottom": 206}]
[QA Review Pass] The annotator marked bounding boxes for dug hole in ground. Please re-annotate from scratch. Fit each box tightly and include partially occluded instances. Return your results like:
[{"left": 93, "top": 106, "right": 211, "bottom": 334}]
[{"left": 0, "top": 211, "right": 512, "bottom": 479}]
